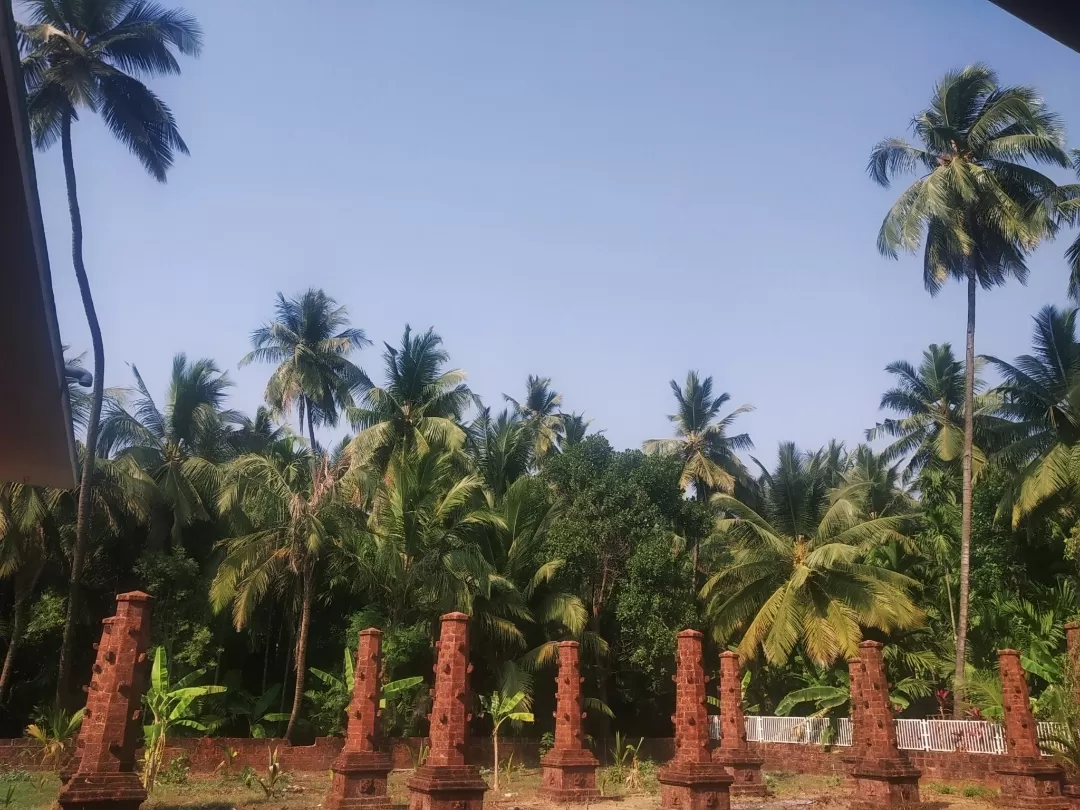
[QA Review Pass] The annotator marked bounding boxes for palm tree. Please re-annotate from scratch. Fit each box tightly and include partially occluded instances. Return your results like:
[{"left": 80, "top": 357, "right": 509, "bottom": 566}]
[
  {"left": 469, "top": 408, "right": 533, "bottom": 498},
  {"left": 98, "top": 354, "right": 238, "bottom": 549},
  {"left": 868, "top": 63, "right": 1067, "bottom": 708},
  {"left": 866, "top": 344, "right": 999, "bottom": 482},
  {"left": 240, "top": 290, "right": 369, "bottom": 451},
  {"left": 347, "top": 327, "right": 474, "bottom": 471},
  {"left": 343, "top": 447, "right": 495, "bottom": 630},
  {"left": 505, "top": 376, "right": 564, "bottom": 464},
  {"left": 1059, "top": 150, "right": 1080, "bottom": 301},
  {"left": 558, "top": 413, "right": 592, "bottom": 450},
  {"left": 842, "top": 445, "right": 915, "bottom": 519},
  {"left": 231, "top": 407, "right": 290, "bottom": 457},
  {"left": 212, "top": 441, "right": 354, "bottom": 741},
  {"left": 643, "top": 371, "right": 753, "bottom": 579},
  {"left": 19, "top": 0, "right": 202, "bottom": 702},
  {"left": 702, "top": 443, "right": 923, "bottom": 666},
  {"left": 986, "top": 306, "right": 1080, "bottom": 525}
]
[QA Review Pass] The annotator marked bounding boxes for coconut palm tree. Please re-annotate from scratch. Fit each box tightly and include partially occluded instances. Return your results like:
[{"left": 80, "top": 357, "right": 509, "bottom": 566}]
[
  {"left": 19, "top": 0, "right": 202, "bottom": 702},
  {"left": 98, "top": 354, "right": 239, "bottom": 549},
  {"left": 644, "top": 371, "right": 753, "bottom": 579},
  {"left": 866, "top": 344, "right": 1000, "bottom": 482},
  {"left": 347, "top": 327, "right": 474, "bottom": 472},
  {"left": 643, "top": 372, "right": 753, "bottom": 499},
  {"left": 231, "top": 407, "right": 290, "bottom": 457},
  {"left": 343, "top": 447, "right": 495, "bottom": 630},
  {"left": 702, "top": 443, "right": 923, "bottom": 666},
  {"left": 986, "top": 306, "right": 1080, "bottom": 525},
  {"left": 558, "top": 413, "right": 592, "bottom": 450},
  {"left": 469, "top": 408, "right": 533, "bottom": 498},
  {"left": 868, "top": 63, "right": 1068, "bottom": 707},
  {"left": 505, "top": 376, "right": 564, "bottom": 464},
  {"left": 212, "top": 441, "right": 355, "bottom": 741},
  {"left": 841, "top": 445, "right": 915, "bottom": 519},
  {"left": 240, "top": 290, "right": 369, "bottom": 452},
  {"left": 1060, "top": 151, "right": 1080, "bottom": 301}
]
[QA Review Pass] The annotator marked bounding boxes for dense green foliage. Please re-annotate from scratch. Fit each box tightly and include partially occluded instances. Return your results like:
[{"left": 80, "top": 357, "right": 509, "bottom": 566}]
[{"left": 12, "top": 26, "right": 1080, "bottom": 743}]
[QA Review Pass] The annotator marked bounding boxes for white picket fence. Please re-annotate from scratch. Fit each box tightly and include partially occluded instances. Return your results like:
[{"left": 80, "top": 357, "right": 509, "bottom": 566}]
[{"left": 703, "top": 716, "right": 1069, "bottom": 755}]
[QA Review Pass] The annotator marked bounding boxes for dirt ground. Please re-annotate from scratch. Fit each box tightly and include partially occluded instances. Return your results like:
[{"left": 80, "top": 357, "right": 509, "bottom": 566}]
[{"left": 1, "top": 768, "right": 1001, "bottom": 810}]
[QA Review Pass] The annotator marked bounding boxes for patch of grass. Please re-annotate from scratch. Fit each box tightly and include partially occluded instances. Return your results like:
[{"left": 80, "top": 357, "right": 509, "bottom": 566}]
[
  {"left": 0, "top": 774, "right": 58, "bottom": 810},
  {"left": 928, "top": 782, "right": 958, "bottom": 795},
  {"left": 962, "top": 785, "right": 996, "bottom": 799}
]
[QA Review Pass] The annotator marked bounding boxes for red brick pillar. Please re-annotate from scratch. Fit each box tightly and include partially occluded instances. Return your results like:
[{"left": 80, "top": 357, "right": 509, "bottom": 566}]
[
  {"left": 849, "top": 641, "right": 920, "bottom": 810},
  {"left": 326, "top": 629, "right": 392, "bottom": 810},
  {"left": 713, "top": 651, "right": 765, "bottom": 796},
  {"left": 58, "top": 591, "right": 152, "bottom": 810},
  {"left": 406, "top": 613, "right": 487, "bottom": 810},
  {"left": 995, "top": 649, "right": 1067, "bottom": 808},
  {"left": 843, "top": 655, "right": 865, "bottom": 769},
  {"left": 1066, "top": 623, "right": 1080, "bottom": 709},
  {"left": 540, "top": 641, "right": 598, "bottom": 801},
  {"left": 658, "top": 630, "right": 732, "bottom": 810}
]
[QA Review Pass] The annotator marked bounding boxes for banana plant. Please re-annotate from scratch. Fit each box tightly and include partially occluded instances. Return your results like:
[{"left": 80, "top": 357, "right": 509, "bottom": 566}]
[
  {"left": 142, "top": 647, "right": 226, "bottom": 792},
  {"left": 478, "top": 691, "right": 533, "bottom": 791},
  {"left": 308, "top": 647, "right": 423, "bottom": 735}
]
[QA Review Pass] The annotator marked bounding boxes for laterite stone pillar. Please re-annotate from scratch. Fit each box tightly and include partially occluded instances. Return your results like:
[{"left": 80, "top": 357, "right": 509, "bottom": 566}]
[
  {"left": 849, "top": 641, "right": 921, "bottom": 810},
  {"left": 713, "top": 652, "right": 765, "bottom": 797},
  {"left": 658, "top": 630, "right": 732, "bottom": 810},
  {"left": 326, "top": 629, "right": 392, "bottom": 810},
  {"left": 995, "top": 649, "right": 1067, "bottom": 809},
  {"left": 58, "top": 592, "right": 153, "bottom": 810},
  {"left": 407, "top": 613, "right": 487, "bottom": 810},
  {"left": 1066, "top": 624, "right": 1080, "bottom": 708},
  {"left": 842, "top": 655, "right": 866, "bottom": 771},
  {"left": 540, "top": 641, "right": 599, "bottom": 801}
]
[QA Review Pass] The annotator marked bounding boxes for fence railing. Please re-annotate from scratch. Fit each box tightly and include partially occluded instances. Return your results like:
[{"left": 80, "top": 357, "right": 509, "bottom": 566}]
[{"left": 704, "top": 716, "right": 1066, "bottom": 755}]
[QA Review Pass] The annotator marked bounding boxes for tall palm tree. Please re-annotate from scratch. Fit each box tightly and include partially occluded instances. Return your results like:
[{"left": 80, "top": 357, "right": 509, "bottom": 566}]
[
  {"left": 986, "top": 306, "right": 1080, "bottom": 525},
  {"left": 558, "top": 413, "right": 592, "bottom": 450},
  {"left": 231, "top": 407, "right": 290, "bottom": 457},
  {"left": 643, "top": 372, "right": 754, "bottom": 499},
  {"left": 19, "top": 0, "right": 202, "bottom": 702},
  {"left": 841, "top": 445, "right": 915, "bottom": 519},
  {"left": 347, "top": 327, "right": 474, "bottom": 472},
  {"left": 868, "top": 63, "right": 1067, "bottom": 708},
  {"left": 98, "top": 354, "right": 238, "bottom": 548},
  {"left": 702, "top": 443, "right": 922, "bottom": 666},
  {"left": 1060, "top": 150, "right": 1080, "bottom": 301},
  {"left": 240, "top": 290, "right": 369, "bottom": 452},
  {"left": 504, "top": 376, "right": 564, "bottom": 464},
  {"left": 343, "top": 447, "right": 495, "bottom": 630},
  {"left": 469, "top": 408, "right": 533, "bottom": 498},
  {"left": 643, "top": 371, "right": 753, "bottom": 579},
  {"left": 866, "top": 344, "right": 999, "bottom": 482},
  {"left": 212, "top": 441, "right": 354, "bottom": 741}
]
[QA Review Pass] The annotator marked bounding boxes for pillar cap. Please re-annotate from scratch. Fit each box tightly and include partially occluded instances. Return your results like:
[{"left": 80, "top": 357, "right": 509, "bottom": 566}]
[
  {"left": 998, "top": 648, "right": 1021, "bottom": 657},
  {"left": 719, "top": 651, "right": 739, "bottom": 660},
  {"left": 440, "top": 612, "right": 470, "bottom": 621},
  {"left": 359, "top": 628, "right": 383, "bottom": 637},
  {"left": 857, "top": 640, "right": 883, "bottom": 650},
  {"left": 1065, "top": 622, "right": 1080, "bottom": 631},
  {"left": 846, "top": 656, "right": 862, "bottom": 664},
  {"left": 117, "top": 591, "right": 152, "bottom": 602},
  {"left": 557, "top": 640, "right": 581, "bottom": 649},
  {"left": 677, "top": 629, "right": 704, "bottom": 639}
]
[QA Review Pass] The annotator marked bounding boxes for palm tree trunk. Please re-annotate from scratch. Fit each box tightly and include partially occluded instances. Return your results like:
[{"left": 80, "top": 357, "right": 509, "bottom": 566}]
[
  {"left": 306, "top": 400, "right": 317, "bottom": 454},
  {"left": 285, "top": 567, "right": 314, "bottom": 742},
  {"left": 953, "top": 268, "right": 976, "bottom": 719},
  {"left": 56, "top": 113, "right": 106, "bottom": 708},
  {"left": 492, "top": 730, "right": 499, "bottom": 791},
  {"left": 0, "top": 561, "right": 42, "bottom": 704}
]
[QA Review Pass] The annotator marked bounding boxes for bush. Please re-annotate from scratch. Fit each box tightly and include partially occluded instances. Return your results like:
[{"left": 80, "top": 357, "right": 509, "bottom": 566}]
[
  {"left": 538, "top": 731, "right": 555, "bottom": 758},
  {"left": 157, "top": 754, "right": 191, "bottom": 785}
]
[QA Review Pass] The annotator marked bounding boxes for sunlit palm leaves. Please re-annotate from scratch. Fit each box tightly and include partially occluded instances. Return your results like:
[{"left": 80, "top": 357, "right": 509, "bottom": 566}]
[
  {"left": 98, "top": 354, "right": 237, "bottom": 545},
  {"left": 469, "top": 408, "right": 533, "bottom": 497},
  {"left": 986, "top": 306, "right": 1080, "bottom": 525},
  {"left": 505, "top": 376, "right": 565, "bottom": 464},
  {"left": 866, "top": 344, "right": 999, "bottom": 482},
  {"left": 643, "top": 371, "right": 753, "bottom": 498},
  {"left": 702, "top": 443, "right": 922, "bottom": 666},
  {"left": 348, "top": 327, "right": 474, "bottom": 471},
  {"left": 240, "top": 290, "right": 369, "bottom": 450}
]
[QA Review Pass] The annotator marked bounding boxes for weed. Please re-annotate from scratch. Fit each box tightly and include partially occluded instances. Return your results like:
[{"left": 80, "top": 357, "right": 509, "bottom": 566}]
[
  {"left": 538, "top": 731, "right": 555, "bottom": 758},
  {"left": 0, "top": 771, "right": 30, "bottom": 785},
  {"left": 962, "top": 785, "right": 996, "bottom": 799},
  {"left": 0, "top": 785, "right": 15, "bottom": 809},
  {"left": 247, "top": 748, "right": 289, "bottom": 799},
  {"left": 928, "top": 782, "right": 957, "bottom": 794},
  {"left": 158, "top": 754, "right": 191, "bottom": 786}
]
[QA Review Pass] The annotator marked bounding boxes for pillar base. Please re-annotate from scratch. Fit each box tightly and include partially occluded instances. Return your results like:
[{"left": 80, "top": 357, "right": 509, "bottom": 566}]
[
  {"left": 540, "top": 748, "right": 600, "bottom": 801},
  {"left": 994, "top": 758, "right": 1068, "bottom": 810},
  {"left": 326, "top": 751, "right": 393, "bottom": 810},
  {"left": 714, "top": 750, "right": 767, "bottom": 797},
  {"left": 658, "top": 762, "right": 733, "bottom": 810},
  {"left": 406, "top": 764, "right": 488, "bottom": 810},
  {"left": 57, "top": 772, "right": 147, "bottom": 810},
  {"left": 850, "top": 758, "right": 921, "bottom": 810}
]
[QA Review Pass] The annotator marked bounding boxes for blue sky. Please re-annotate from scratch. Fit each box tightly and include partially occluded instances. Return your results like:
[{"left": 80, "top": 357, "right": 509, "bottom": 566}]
[{"left": 33, "top": 0, "right": 1080, "bottom": 459}]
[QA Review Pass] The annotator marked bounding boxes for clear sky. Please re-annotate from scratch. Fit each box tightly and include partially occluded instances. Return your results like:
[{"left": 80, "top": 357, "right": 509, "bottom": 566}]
[{"left": 32, "top": 0, "right": 1080, "bottom": 459}]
